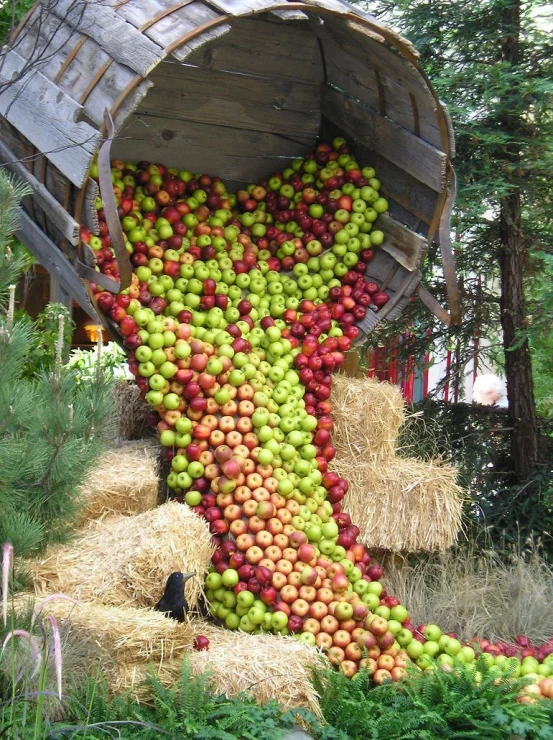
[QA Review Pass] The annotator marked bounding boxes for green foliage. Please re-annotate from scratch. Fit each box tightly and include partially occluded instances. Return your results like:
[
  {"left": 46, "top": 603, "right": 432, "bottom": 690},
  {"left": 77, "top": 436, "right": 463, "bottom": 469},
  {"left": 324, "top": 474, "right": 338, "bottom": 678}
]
[
  {"left": 313, "top": 659, "right": 553, "bottom": 739},
  {"left": 398, "top": 398, "right": 553, "bottom": 554},
  {"left": 65, "top": 342, "right": 130, "bottom": 384},
  {"left": 18, "top": 303, "right": 75, "bottom": 379},
  {"left": 0, "top": 173, "right": 32, "bottom": 308},
  {"left": 354, "top": 0, "right": 553, "bottom": 445},
  {"left": 0, "top": 342, "right": 116, "bottom": 555},
  {"left": 0, "top": 175, "right": 115, "bottom": 560},
  {"left": 35, "top": 658, "right": 324, "bottom": 738},
  {"left": 526, "top": 253, "right": 553, "bottom": 419},
  {"left": 0, "top": 0, "right": 35, "bottom": 44}
]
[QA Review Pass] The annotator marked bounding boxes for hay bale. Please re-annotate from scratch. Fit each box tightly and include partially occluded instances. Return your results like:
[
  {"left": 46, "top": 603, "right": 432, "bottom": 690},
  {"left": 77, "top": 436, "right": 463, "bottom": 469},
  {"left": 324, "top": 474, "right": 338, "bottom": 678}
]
[
  {"left": 30, "top": 502, "right": 214, "bottom": 610},
  {"left": 76, "top": 440, "right": 161, "bottom": 524},
  {"left": 331, "top": 374, "right": 405, "bottom": 461},
  {"left": 107, "top": 620, "right": 325, "bottom": 716},
  {"left": 334, "top": 456, "right": 465, "bottom": 552},
  {"left": 37, "top": 600, "right": 196, "bottom": 664},
  {"left": 109, "top": 380, "right": 151, "bottom": 442}
]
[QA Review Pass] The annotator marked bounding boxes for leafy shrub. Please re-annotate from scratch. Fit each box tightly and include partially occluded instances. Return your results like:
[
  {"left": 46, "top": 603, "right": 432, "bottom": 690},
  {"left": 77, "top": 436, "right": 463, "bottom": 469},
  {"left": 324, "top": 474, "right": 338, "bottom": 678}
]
[{"left": 312, "top": 659, "right": 553, "bottom": 739}]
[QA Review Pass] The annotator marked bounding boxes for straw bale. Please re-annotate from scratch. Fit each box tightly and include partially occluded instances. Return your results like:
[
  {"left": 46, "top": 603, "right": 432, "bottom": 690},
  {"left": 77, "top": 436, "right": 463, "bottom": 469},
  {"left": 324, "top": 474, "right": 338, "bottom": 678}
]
[
  {"left": 76, "top": 440, "right": 161, "bottom": 525},
  {"left": 31, "top": 502, "right": 214, "bottom": 610},
  {"left": 334, "top": 456, "right": 465, "bottom": 552},
  {"left": 331, "top": 374, "right": 405, "bottom": 461},
  {"left": 37, "top": 600, "right": 196, "bottom": 664},
  {"left": 107, "top": 620, "right": 325, "bottom": 715},
  {"left": 109, "top": 380, "right": 151, "bottom": 442}
]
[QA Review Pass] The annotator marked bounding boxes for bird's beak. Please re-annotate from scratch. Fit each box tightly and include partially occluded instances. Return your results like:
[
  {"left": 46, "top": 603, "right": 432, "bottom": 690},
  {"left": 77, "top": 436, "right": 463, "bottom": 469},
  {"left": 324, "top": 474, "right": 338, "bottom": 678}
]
[{"left": 182, "top": 572, "right": 195, "bottom": 584}]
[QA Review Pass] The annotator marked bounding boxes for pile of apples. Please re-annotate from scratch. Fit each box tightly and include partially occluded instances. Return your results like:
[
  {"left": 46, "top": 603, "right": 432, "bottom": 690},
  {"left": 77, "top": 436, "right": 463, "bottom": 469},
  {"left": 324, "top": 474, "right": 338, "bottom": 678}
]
[{"left": 83, "top": 138, "right": 553, "bottom": 697}]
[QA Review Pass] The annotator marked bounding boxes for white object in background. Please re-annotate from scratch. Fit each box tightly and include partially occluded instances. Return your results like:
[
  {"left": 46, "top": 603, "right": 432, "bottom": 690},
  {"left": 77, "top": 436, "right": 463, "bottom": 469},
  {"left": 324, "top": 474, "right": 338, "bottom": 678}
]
[{"left": 472, "top": 374, "right": 508, "bottom": 408}]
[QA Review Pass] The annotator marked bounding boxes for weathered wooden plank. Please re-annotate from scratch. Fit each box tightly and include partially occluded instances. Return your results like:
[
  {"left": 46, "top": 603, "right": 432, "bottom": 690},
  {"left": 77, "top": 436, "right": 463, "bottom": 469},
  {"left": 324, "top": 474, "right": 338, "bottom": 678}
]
[
  {"left": 140, "top": 61, "right": 320, "bottom": 138},
  {"left": 321, "top": 17, "right": 438, "bottom": 109},
  {"left": 82, "top": 61, "right": 138, "bottom": 126},
  {"left": 114, "top": 113, "right": 314, "bottom": 184},
  {"left": 322, "top": 85, "right": 447, "bottom": 192},
  {"left": 372, "top": 154, "right": 438, "bottom": 227},
  {"left": 270, "top": 8, "right": 308, "bottom": 20},
  {"left": 170, "top": 23, "right": 231, "bottom": 60},
  {"left": 321, "top": 32, "right": 382, "bottom": 112},
  {"left": 441, "top": 101, "right": 456, "bottom": 159},
  {"left": 0, "top": 138, "right": 79, "bottom": 244},
  {"left": 143, "top": 1, "right": 220, "bottom": 49},
  {"left": 205, "top": 0, "right": 276, "bottom": 14},
  {"left": 0, "top": 49, "right": 101, "bottom": 188},
  {"left": 54, "top": 37, "right": 112, "bottom": 106},
  {"left": 185, "top": 17, "right": 324, "bottom": 82},
  {"left": 116, "top": 0, "right": 195, "bottom": 29},
  {"left": 44, "top": 159, "right": 71, "bottom": 208},
  {"left": 81, "top": 177, "right": 100, "bottom": 235},
  {"left": 344, "top": 19, "right": 444, "bottom": 151},
  {"left": 0, "top": 117, "right": 35, "bottom": 170},
  {"left": 378, "top": 212, "right": 428, "bottom": 272},
  {"left": 297, "top": 0, "right": 350, "bottom": 12},
  {"left": 10, "top": 5, "right": 80, "bottom": 81},
  {"left": 379, "top": 76, "right": 418, "bottom": 135},
  {"left": 43, "top": 0, "right": 165, "bottom": 77},
  {"left": 112, "top": 78, "right": 154, "bottom": 133},
  {"left": 416, "top": 284, "right": 451, "bottom": 326},
  {"left": 319, "top": 116, "right": 437, "bottom": 230},
  {"left": 15, "top": 209, "right": 101, "bottom": 321}
]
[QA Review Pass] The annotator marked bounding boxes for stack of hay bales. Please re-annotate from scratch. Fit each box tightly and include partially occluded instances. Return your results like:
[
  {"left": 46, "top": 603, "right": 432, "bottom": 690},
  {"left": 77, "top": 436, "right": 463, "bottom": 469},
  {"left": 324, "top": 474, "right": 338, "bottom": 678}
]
[
  {"left": 28, "top": 476, "right": 323, "bottom": 713},
  {"left": 23, "top": 374, "right": 464, "bottom": 711},
  {"left": 331, "top": 374, "right": 464, "bottom": 553},
  {"left": 76, "top": 439, "right": 161, "bottom": 524}
]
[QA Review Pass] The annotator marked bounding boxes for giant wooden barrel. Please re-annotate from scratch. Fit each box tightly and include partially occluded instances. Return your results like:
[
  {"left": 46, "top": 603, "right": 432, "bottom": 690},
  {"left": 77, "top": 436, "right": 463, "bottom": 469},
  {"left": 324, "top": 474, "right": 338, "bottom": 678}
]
[{"left": 0, "top": 0, "right": 460, "bottom": 333}]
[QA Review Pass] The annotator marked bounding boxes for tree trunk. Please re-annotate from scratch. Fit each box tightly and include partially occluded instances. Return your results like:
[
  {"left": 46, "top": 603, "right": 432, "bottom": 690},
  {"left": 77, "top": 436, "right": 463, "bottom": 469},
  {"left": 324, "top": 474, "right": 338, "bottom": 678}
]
[
  {"left": 498, "top": 192, "right": 540, "bottom": 481},
  {"left": 498, "top": 0, "right": 540, "bottom": 482}
]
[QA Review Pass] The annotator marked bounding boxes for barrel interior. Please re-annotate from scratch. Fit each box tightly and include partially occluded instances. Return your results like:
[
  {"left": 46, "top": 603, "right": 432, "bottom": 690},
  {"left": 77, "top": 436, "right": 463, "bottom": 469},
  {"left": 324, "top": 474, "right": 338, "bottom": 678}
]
[{"left": 113, "top": 11, "right": 444, "bottom": 241}]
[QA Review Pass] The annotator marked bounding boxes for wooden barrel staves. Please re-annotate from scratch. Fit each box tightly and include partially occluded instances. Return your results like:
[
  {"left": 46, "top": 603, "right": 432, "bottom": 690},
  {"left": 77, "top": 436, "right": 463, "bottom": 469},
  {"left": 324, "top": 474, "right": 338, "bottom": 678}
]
[{"left": 0, "top": 0, "right": 461, "bottom": 336}]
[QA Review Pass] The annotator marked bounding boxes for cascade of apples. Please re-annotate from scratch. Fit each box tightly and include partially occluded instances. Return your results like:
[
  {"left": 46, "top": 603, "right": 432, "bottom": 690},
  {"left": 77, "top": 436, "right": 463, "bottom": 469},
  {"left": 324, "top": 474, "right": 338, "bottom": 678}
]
[{"left": 82, "top": 138, "right": 553, "bottom": 696}]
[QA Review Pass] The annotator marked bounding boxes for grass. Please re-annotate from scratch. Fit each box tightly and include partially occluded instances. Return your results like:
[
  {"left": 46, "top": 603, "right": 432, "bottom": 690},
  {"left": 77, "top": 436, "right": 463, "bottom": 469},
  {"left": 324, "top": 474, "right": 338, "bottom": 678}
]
[{"left": 382, "top": 545, "right": 553, "bottom": 643}]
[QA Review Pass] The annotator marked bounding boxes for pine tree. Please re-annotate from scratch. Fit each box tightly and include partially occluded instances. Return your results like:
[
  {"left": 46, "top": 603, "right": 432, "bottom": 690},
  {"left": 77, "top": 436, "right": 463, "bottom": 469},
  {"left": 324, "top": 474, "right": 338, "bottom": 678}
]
[
  {"left": 356, "top": 0, "right": 553, "bottom": 483},
  {"left": 0, "top": 170, "right": 116, "bottom": 559}
]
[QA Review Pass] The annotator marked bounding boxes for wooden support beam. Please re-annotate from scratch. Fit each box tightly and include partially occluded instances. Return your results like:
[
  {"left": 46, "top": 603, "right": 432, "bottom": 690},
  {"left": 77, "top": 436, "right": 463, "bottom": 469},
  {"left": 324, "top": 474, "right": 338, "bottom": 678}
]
[
  {"left": 15, "top": 209, "right": 100, "bottom": 322},
  {"left": 0, "top": 139, "right": 81, "bottom": 245}
]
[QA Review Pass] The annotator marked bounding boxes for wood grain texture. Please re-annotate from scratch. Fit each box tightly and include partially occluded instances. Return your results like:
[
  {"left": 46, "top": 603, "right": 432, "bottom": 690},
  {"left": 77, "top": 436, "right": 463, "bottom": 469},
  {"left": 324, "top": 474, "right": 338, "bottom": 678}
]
[
  {"left": 55, "top": 37, "right": 112, "bottom": 108},
  {"left": 0, "top": 49, "right": 100, "bottom": 187},
  {"left": 319, "top": 116, "right": 437, "bottom": 231},
  {"left": 184, "top": 17, "right": 324, "bottom": 82},
  {"left": 15, "top": 209, "right": 100, "bottom": 321},
  {"left": 116, "top": 0, "right": 196, "bottom": 29},
  {"left": 0, "top": 139, "right": 79, "bottom": 244},
  {"left": 81, "top": 177, "right": 100, "bottom": 235},
  {"left": 141, "top": 1, "right": 220, "bottom": 49},
  {"left": 43, "top": 0, "right": 165, "bottom": 76},
  {"left": 170, "top": 23, "right": 231, "bottom": 61},
  {"left": 270, "top": 8, "right": 308, "bottom": 20},
  {"left": 320, "top": 18, "right": 442, "bottom": 149},
  {"left": 205, "top": 0, "right": 276, "bottom": 13},
  {"left": 82, "top": 62, "right": 138, "bottom": 126},
  {"left": 378, "top": 212, "right": 427, "bottom": 271},
  {"left": 139, "top": 60, "right": 320, "bottom": 139},
  {"left": 10, "top": 5, "right": 79, "bottom": 81},
  {"left": 113, "top": 113, "right": 314, "bottom": 185},
  {"left": 322, "top": 85, "right": 447, "bottom": 192}
]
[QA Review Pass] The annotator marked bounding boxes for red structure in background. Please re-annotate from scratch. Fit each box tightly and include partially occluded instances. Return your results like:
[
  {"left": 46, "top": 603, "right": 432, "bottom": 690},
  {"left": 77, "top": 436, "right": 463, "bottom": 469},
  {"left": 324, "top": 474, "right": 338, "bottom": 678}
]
[{"left": 366, "top": 334, "right": 430, "bottom": 403}]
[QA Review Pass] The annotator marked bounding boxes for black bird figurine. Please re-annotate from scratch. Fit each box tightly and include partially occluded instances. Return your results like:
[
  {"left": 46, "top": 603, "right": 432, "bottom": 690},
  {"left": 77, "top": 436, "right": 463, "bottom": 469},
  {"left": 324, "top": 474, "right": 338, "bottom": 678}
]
[{"left": 154, "top": 571, "right": 195, "bottom": 622}]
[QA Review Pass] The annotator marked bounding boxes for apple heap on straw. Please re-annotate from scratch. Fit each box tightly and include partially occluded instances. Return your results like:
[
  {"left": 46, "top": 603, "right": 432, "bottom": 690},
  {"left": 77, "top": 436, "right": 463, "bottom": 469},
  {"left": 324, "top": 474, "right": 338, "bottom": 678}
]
[{"left": 82, "top": 139, "right": 553, "bottom": 695}]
